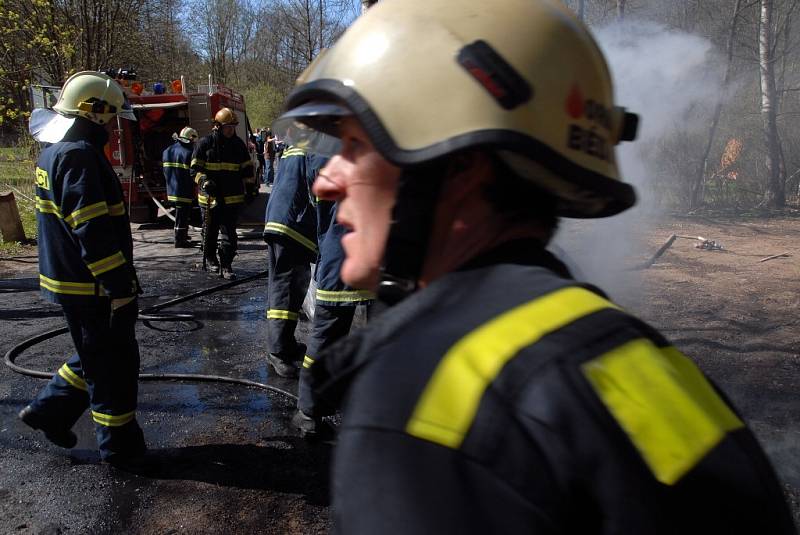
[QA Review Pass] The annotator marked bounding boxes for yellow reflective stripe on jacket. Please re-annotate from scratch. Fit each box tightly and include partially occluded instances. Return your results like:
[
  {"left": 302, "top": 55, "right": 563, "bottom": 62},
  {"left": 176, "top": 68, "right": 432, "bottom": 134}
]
[
  {"left": 316, "top": 289, "right": 375, "bottom": 303},
  {"left": 197, "top": 194, "right": 216, "bottom": 208},
  {"left": 204, "top": 162, "right": 241, "bottom": 171},
  {"left": 224, "top": 194, "right": 245, "bottom": 204},
  {"left": 64, "top": 200, "right": 109, "bottom": 228},
  {"left": 86, "top": 251, "right": 126, "bottom": 276},
  {"left": 406, "top": 286, "right": 616, "bottom": 449},
  {"left": 167, "top": 195, "right": 193, "bottom": 204},
  {"left": 582, "top": 340, "right": 744, "bottom": 485},
  {"left": 240, "top": 159, "right": 253, "bottom": 168},
  {"left": 39, "top": 274, "right": 104, "bottom": 296},
  {"left": 267, "top": 309, "right": 299, "bottom": 321},
  {"left": 191, "top": 158, "right": 205, "bottom": 168},
  {"left": 163, "top": 161, "right": 191, "bottom": 170},
  {"left": 35, "top": 196, "right": 62, "bottom": 217},
  {"left": 107, "top": 201, "right": 125, "bottom": 216},
  {"left": 303, "top": 355, "right": 315, "bottom": 369},
  {"left": 281, "top": 148, "right": 306, "bottom": 158},
  {"left": 92, "top": 410, "right": 135, "bottom": 427},
  {"left": 58, "top": 363, "right": 88, "bottom": 391},
  {"left": 263, "top": 222, "right": 317, "bottom": 253}
]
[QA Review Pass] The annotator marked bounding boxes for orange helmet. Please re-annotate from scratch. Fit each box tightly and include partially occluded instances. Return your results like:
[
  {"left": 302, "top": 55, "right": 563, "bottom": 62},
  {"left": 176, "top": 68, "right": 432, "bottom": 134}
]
[{"left": 213, "top": 107, "right": 238, "bottom": 126}]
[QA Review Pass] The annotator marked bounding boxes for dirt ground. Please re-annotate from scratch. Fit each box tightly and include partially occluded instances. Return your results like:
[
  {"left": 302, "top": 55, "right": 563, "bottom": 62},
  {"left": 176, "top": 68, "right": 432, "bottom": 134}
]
[{"left": 0, "top": 212, "right": 798, "bottom": 532}]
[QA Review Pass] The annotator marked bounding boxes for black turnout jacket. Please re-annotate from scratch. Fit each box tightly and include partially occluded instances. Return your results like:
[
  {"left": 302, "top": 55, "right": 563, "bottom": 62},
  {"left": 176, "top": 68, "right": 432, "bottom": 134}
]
[{"left": 307, "top": 240, "right": 794, "bottom": 535}]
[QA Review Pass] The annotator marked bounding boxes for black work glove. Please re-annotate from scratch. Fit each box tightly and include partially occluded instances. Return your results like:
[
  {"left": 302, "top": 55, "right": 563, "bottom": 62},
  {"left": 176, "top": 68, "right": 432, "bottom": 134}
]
[{"left": 200, "top": 176, "right": 217, "bottom": 196}]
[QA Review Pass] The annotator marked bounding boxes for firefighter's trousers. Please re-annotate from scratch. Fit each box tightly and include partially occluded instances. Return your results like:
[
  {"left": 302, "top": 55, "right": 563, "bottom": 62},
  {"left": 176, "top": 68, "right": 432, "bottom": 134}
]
[
  {"left": 297, "top": 304, "right": 357, "bottom": 415},
  {"left": 28, "top": 300, "right": 145, "bottom": 460},
  {"left": 266, "top": 240, "right": 311, "bottom": 364},
  {"left": 174, "top": 202, "right": 191, "bottom": 243},
  {"left": 202, "top": 203, "right": 240, "bottom": 267}
]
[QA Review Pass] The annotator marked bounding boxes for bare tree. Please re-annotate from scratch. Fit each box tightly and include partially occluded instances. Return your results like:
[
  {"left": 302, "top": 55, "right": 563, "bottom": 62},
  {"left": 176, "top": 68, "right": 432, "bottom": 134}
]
[{"left": 759, "top": 0, "right": 785, "bottom": 207}]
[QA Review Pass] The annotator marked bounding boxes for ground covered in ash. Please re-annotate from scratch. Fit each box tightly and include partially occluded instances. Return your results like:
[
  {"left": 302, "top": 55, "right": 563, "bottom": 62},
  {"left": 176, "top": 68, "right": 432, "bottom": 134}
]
[{"left": 0, "top": 214, "right": 798, "bottom": 533}]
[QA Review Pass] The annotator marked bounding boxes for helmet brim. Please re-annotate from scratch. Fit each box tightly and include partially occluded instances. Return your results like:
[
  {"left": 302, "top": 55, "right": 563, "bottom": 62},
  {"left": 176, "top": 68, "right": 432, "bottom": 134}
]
[{"left": 272, "top": 101, "right": 349, "bottom": 156}]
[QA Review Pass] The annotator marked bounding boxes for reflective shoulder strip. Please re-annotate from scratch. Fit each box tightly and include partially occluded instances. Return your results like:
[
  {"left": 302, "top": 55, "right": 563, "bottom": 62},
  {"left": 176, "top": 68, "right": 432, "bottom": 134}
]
[
  {"left": 315, "top": 289, "right": 375, "bottom": 303},
  {"left": 224, "top": 194, "right": 245, "bottom": 204},
  {"left": 39, "top": 274, "right": 104, "bottom": 296},
  {"left": 163, "top": 161, "right": 191, "bottom": 170},
  {"left": 406, "top": 286, "right": 615, "bottom": 449},
  {"left": 64, "top": 200, "right": 109, "bottom": 228},
  {"left": 303, "top": 355, "right": 315, "bottom": 369},
  {"left": 35, "top": 196, "right": 62, "bottom": 217},
  {"left": 167, "top": 195, "right": 193, "bottom": 204},
  {"left": 263, "top": 222, "right": 317, "bottom": 253},
  {"left": 92, "top": 410, "right": 135, "bottom": 427},
  {"left": 86, "top": 251, "right": 126, "bottom": 276},
  {"left": 107, "top": 201, "right": 125, "bottom": 216},
  {"left": 281, "top": 148, "right": 306, "bottom": 159},
  {"left": 582, "top": 340, "right": 744, "bottom": 485},
  {"left": 241, "top": 159, "right": 253, "bottom": 168},
  {"left": 267, "top": 309, "right": 299, "bottom": 321},
  {"left": 58, "top": 363, "right": 88, "bottom": 391},
  {"left": 205, "top": 162, "right": 240, "bottom": 171}
]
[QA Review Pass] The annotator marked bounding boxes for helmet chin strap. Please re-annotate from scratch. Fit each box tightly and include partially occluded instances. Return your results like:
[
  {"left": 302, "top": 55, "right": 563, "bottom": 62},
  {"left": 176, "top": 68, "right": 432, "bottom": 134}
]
[{"left": 377, "top": 162, "right": 446, "bottom": 306}]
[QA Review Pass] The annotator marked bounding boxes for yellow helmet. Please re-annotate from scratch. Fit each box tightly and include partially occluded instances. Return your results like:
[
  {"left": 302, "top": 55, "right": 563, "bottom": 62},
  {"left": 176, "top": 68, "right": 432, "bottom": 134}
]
[
  {"left": 213, "top": 107, "right": 239, "bottom": 126},
  {"left": 53, "top": 71, "right": 136, "bottom": 125},
  {"left": 276, "top": 0, "right": 638, "bottom": 217}
]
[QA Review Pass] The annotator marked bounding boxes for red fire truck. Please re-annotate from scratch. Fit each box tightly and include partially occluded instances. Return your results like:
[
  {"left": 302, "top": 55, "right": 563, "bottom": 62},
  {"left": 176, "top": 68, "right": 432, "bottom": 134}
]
[{"left": 32, "top": 74, "right": 258, "bottom": 222}]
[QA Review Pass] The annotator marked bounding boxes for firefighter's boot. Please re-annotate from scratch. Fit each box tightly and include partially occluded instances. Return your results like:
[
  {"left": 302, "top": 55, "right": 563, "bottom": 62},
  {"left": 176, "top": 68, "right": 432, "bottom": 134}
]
[
  {"left": 174, "top": 228, "right": 191, "bottom": 248},
  {"left": 204, "top": 255, "right": 220, "bottom": 273},
  {"left": 19, "top": 405, "right": 78, "bottom": 449},
  {"left": 291, "top": 410, "right": 336, "bottom": 442}
]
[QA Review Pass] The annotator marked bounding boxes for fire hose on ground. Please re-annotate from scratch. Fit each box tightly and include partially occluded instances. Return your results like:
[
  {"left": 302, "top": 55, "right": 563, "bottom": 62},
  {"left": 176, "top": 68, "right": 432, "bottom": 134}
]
[{"left": 3, "top": 269, "right": 299, "bottom": 402}]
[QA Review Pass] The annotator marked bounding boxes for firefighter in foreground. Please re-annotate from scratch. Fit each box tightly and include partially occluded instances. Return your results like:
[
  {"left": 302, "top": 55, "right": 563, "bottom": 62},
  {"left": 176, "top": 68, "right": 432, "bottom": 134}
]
[
  {"left": 22, "top": 71, "right": 146, "bottom": 464},
  {"left": 162, "top": 126, "right": 198, "bottom": 248},
  {"left": 273, "top": 0, "right": 795, "bottom": 532},
  {"left": 191, "top": 107, "right": 253, "bottom": 279},
  {"left": 262, "top": 142, "right": 321, "bottom": 377}
]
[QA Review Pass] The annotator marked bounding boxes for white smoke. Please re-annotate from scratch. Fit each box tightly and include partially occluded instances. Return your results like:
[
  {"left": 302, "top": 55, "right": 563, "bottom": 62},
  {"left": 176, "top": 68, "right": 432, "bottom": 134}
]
[{"left": 552, "top": 20, "right": 726, "bottom": 304}]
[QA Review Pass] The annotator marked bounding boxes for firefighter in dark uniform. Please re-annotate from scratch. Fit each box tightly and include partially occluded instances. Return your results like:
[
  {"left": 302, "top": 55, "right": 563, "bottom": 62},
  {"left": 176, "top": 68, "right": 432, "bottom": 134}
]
[
  {"left": 293, "top": 197, "right": 373, "bottom": 437},
  {"left": 261, "top": 143, "right": 320, "bottom": 377},
  {"left": 162, "top": 126, "right": 198, "bottom": 247},
  {"left": 20, "top": 71, "right": 146, "bottom": 464},
  {"left": 272, "top": 0, "right": 796, "bottom": 532},
  {"left": 191, "top": 107, "right": 254, "bottom": 279}
]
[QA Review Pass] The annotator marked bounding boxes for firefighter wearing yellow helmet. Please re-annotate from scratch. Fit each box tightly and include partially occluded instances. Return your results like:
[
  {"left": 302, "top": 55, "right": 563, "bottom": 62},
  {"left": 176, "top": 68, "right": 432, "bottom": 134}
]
[
  {"left": 277, "top": 0, "right": 794, "bottom": 532},
  {"left": 22, "top": 71, "right": 147, "bottom": 465},
  {"left": 190, "top": 107, "right": 254, "bottom": 278}
]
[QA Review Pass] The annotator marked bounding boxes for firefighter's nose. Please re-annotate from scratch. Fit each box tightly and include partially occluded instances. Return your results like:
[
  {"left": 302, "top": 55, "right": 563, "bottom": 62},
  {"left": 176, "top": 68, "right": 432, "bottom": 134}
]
[{"left": 313, "top": 159, "right": 345, "bottom": 201}]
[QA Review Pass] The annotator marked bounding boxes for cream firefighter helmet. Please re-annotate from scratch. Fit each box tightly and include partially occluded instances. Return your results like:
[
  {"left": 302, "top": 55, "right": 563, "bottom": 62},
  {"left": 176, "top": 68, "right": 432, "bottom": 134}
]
[
  {"left": 53, "top": 71, "right": 136, "bottom": 125},
  {"left": 275, "top": 0, "right": 639, "bottom": 217},
  {"left": 175, "top": 126, "right": 199, "bottom": 143}
]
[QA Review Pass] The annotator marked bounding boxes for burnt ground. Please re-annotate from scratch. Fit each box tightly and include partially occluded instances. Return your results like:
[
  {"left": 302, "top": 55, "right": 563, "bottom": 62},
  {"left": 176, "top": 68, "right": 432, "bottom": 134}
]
[{"left": 0, "top": 214, "right": 798, "bottom": 533}]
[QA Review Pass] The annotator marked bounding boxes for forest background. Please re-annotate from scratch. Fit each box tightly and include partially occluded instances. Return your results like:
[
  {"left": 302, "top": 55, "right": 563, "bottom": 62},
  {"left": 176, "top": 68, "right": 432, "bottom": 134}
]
[{"left": 1, "top": 0, "right": 800, "bottom": 211}]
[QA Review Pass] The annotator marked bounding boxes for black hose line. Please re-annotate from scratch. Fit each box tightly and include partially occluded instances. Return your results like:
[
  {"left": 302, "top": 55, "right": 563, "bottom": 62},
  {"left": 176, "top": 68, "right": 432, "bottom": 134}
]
[{"left": 4, "top": 269, "right": 298, "bottom": 402}]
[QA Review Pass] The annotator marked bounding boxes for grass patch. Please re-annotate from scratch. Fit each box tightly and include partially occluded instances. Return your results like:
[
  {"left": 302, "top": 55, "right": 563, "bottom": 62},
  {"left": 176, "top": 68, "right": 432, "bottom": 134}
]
[{"left": 0, "top": 142, "right": 37, "bottom": 255}]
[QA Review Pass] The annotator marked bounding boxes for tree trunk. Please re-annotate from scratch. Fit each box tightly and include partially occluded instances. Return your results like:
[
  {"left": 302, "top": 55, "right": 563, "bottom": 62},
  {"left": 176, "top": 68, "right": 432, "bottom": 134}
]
[
  {"left": 691, "top": 0, "right": 742, "bottom": 209},
  {"left": 759, "top": 0, "right": 785, "bottom": 208},
  {"left": 617, "top": 0, "right": 625, "bottom": 21},
  {"left": 578, "top": 0, "right": 585, "bottom": 21}
]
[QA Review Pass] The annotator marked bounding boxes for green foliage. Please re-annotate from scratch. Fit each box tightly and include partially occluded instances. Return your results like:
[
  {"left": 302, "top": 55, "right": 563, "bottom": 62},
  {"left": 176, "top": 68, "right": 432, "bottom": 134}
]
[{"left": 242, "top": 83, "right": 288, "bottom": 131}]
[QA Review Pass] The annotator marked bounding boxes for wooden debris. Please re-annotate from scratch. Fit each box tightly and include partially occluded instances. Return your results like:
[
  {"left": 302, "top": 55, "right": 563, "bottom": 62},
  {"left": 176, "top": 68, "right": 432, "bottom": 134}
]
[
  {"left": 643, "top": 234, "right": 677, "bottom": 269},
  {"left": 758, "top": 252, "right": 790, "bottom": 263}
]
